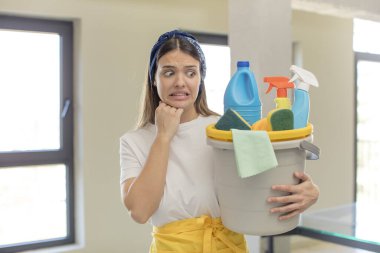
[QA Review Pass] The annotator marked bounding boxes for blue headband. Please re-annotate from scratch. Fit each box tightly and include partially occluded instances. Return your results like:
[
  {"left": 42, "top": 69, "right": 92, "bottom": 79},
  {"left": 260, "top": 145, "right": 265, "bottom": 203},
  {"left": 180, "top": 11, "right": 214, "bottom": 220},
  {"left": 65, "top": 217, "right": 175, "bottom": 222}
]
[{"left": 148, "top": 29, "right": 206, "bottom": 84}]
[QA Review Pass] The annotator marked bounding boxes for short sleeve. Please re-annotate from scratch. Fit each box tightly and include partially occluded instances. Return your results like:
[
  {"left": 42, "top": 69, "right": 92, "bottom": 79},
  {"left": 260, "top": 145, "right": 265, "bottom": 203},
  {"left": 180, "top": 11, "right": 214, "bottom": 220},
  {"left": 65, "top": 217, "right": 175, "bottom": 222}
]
[{"left": 119, "top": 137, "right": 143, "bottom": 184}]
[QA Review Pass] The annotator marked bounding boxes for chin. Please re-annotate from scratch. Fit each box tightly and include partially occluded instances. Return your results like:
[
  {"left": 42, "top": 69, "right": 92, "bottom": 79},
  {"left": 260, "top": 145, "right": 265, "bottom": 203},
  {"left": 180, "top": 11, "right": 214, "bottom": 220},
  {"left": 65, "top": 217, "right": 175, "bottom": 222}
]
[{"left": 167, "top": 100, "right": 191, "bottom": 109}]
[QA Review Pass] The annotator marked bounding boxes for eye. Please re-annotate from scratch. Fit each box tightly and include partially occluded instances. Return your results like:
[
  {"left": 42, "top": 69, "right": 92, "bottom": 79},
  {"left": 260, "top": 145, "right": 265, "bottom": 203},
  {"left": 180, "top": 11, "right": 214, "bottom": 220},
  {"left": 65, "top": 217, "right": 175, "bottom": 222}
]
[
  {"left": 162, "top": 70, "right": 174, "bottom": 77},
  {"left": 186, "top": 70, "right": 197, "bottom": 78}
]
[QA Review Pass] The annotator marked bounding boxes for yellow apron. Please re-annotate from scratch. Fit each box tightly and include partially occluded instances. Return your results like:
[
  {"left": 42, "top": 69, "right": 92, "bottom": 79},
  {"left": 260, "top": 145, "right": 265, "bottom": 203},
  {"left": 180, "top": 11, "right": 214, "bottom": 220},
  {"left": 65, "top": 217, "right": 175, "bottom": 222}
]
[{"left": 150, "top": 215, "right": 249, "bottom": 253}]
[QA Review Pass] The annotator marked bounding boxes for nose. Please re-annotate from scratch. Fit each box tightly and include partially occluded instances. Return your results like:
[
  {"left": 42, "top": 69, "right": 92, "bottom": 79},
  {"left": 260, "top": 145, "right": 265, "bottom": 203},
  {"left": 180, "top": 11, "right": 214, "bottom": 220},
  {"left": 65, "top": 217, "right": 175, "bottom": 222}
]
[{"left": 175, "top": 73, "right": 186, "bottom": 87}]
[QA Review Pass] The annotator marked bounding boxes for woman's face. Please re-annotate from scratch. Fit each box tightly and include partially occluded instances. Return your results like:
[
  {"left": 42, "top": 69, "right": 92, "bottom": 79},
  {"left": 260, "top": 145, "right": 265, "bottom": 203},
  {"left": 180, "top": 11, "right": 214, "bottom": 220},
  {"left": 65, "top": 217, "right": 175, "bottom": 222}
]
[{"left": 155, "top": 49, "right": 201, "bottom": 113}]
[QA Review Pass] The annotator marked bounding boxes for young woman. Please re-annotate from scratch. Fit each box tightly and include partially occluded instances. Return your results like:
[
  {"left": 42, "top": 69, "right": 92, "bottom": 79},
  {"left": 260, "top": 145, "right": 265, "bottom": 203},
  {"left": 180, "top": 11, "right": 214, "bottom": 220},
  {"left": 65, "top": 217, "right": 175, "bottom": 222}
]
[{"left": 120, "top": 30, "right": 319, "bottom": 253}]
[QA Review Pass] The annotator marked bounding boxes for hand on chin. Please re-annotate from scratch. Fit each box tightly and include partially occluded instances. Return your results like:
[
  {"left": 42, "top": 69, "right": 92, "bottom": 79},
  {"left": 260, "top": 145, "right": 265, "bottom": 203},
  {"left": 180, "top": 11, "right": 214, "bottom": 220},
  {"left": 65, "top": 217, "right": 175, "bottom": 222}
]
[{"left": 163, "top": 100, "right": 185, "bottom": 110}]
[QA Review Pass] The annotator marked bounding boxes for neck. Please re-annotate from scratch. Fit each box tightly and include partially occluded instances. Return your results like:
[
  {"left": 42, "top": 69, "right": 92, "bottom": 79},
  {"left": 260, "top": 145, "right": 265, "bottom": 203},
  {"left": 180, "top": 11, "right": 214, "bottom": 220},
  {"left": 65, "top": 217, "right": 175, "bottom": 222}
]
[{"left": 180, "top": 108, "right": 199, "bottom": 123}]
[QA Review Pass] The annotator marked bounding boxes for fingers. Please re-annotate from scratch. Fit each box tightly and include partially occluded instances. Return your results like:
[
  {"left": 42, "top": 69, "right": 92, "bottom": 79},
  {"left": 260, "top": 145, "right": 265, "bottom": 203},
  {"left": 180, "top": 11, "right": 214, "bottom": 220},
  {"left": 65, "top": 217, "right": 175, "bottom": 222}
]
[
  {"left": 271, "top": 171, "right": 311, "bottom": 193},
  {"left": 269, "top": 200, "right": 306, "bottom": 221},
  {"left": 277, "top": 209, "right": 302, "bottom": 221},
  {"left": 268, "top": 171, "right": 319, "bottom": 221},
  {"left": 267, "top": 194, "right": 303, "bottom": 204},
  {"left": 294, "top": 171, "right": 310, "bottom": 182},
  {"left": 156, "top": 104, "right": 181, "bottom": 120},
  {"left": 271, "top": 184, "right": 299, "bottom": 194},
  {"left": 155, "top": 102, "right": 183, "bottom": 141},
  {"left": 157, "top": 102, "right": 183, "bottom": 115}
]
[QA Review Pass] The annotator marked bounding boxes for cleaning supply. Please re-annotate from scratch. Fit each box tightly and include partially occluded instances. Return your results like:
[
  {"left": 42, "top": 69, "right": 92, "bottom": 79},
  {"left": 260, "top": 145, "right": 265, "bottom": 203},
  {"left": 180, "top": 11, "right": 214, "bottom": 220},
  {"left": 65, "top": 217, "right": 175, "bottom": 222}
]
[
  {"left": 224, "top": 61, "right": 262, "bottom": 125},
  {"left": 251, "top": 118, "right": 268, "bottom": 131},
  {"left": 231, "top": 129, "right": 278, "bottom": 178},
  {"left": 289, "top": 65, "right": 319, "bottom": 129},
  {"left": 206, "top": 125, "right": 320, "bottom": 235},
  {"left": 270, "top": 109, "right": 294, "bottom": 131},
  {"left": 215, "top": 108, "right": 251, "bottom": 131},
  {"left": 263, "top": 77, "right": 295, "bottom": 131}
]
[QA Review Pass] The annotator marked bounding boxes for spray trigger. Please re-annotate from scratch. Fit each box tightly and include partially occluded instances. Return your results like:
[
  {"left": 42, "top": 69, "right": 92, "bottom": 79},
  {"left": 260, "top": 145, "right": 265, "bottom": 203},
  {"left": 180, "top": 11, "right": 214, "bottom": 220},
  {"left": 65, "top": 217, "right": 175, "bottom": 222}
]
[{"left": 289, "top": 73, "right": 298, "bottom": 83}]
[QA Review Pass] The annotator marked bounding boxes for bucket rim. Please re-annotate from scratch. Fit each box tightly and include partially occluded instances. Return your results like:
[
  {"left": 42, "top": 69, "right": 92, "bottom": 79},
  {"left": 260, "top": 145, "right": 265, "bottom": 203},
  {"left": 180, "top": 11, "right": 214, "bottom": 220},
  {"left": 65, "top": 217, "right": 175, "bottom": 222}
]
[{"left": 206, "top": 123, "right": 313, "bottom": 142}]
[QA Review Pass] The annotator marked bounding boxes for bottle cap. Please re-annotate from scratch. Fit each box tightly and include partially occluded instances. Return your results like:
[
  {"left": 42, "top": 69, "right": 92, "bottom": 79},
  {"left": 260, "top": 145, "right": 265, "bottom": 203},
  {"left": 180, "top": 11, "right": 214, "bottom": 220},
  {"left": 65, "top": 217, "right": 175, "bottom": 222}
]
[
  {"left": 237, "top": 61, "right": 249, "bottom": 67},
  {"left": 264, "top": 76, "right": 294, "bottom": 97}
]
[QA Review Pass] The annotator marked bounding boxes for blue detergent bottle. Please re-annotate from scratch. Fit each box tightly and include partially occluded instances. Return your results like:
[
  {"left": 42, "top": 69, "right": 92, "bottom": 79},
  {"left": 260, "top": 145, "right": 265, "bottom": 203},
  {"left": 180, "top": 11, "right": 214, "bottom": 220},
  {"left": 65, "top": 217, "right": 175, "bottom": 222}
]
[
  {"left": 224, "top": 61, "right": 262, "bottom": 125},
  {"left": 289, "top": 65, "right": 319, "bottom": 129}
]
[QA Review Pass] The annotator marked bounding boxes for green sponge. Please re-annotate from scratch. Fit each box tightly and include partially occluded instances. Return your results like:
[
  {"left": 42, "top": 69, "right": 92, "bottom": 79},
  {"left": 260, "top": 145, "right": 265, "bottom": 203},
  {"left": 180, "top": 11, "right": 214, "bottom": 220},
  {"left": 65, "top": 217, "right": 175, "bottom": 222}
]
[
  {"left": 215, "top": 109, "right": 251, "bottom": 131},
  {"left": 270, "top": 109, "right": 294, "bottom": 131}
]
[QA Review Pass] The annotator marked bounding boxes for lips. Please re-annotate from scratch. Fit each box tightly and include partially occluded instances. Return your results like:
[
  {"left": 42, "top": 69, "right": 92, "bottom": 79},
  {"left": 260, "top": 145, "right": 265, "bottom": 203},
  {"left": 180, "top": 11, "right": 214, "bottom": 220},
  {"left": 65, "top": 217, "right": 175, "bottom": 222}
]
[
  {"left": 169, "top": 91, "right": 190, "bottom": 97},
  {"left": 168, "top": 91, "right": 190, "bottom": 102}
]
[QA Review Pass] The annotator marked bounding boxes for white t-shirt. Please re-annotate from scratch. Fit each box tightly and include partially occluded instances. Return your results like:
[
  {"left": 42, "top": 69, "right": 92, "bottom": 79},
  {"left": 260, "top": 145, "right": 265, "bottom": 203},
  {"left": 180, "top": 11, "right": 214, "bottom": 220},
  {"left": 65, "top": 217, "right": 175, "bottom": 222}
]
[{"left": 120, "top": 115, "right": 220, "bottom": 227}]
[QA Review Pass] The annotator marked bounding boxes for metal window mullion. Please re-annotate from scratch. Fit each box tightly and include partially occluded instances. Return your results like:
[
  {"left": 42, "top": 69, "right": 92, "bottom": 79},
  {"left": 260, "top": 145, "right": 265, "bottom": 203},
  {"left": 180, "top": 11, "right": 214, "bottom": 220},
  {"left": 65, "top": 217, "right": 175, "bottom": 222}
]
[
  {"left": 355, "top": 52, "right": 380, "bottom": 62},
  {"left": 0, "top": 15, "right": 71, "bottom": 35},
  {"left": 61, "top": 21, "right": 74, "bottom": 159},
  {"left": 185, "top": 30, "right": 228, "bottom": 45},
  {"left": 0, "top": 150, "right": 68, "bottom": 168}
]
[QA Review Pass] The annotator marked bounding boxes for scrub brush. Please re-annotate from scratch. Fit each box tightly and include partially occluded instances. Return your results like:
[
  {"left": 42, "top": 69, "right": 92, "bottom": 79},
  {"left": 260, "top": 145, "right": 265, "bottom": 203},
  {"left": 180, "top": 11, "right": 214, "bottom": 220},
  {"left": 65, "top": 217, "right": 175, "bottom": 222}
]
[{"left": 215, "top": 108, "right": 251, "bottom": 131}]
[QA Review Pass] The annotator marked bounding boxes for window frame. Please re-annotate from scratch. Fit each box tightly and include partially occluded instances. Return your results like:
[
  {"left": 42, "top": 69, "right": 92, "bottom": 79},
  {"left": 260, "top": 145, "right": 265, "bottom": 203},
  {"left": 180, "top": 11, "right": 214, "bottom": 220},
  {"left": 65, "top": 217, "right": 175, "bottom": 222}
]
[
  {"left": 0, "top": 15, "right": 74, "bottom": 252},
  {"left": 354, "top": 51, "right": 380, "bottom": 202},
  {"left": 190, "top": 31, "right": 228, "bottom": 46}
]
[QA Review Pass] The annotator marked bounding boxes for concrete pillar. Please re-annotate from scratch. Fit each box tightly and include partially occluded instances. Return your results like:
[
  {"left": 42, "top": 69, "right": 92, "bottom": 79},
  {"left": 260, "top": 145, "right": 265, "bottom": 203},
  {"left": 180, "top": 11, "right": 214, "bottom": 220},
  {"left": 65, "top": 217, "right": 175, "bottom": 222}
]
[{"left": 228, "top": 0, "right": 292, "bottom": 115}]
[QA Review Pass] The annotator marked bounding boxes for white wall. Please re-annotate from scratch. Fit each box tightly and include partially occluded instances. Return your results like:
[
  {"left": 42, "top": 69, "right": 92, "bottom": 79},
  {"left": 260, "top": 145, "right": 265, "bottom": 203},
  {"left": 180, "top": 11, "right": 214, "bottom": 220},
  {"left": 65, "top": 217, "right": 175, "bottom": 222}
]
[
  {"left": 292, "top": 10, "right": 355, "bottom": 210},
  {"left": 0, "top": 1, "right": 228, "bottom": 252}
]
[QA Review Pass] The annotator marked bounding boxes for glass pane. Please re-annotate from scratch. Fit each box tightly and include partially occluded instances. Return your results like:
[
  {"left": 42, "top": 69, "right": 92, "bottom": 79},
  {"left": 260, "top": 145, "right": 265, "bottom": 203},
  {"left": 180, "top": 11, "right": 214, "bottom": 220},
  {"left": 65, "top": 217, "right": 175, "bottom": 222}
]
[
  {"left": 0, "top": 29, "right": 61, "bottom": 152},
  {"left": 356, "top": 60, "right": 380, "bottom": 204},
  {"left": 301, "top": 203, "right": 380, "bottom": 246},
  {"left": 354, "top": 19, "right": 380, "bottom": 54},
  {"left": 0, "top": 164, "right": 67, "bottom": 246},
  {"left": 201, "top": 44, "right": 231, "bottom": 115}
]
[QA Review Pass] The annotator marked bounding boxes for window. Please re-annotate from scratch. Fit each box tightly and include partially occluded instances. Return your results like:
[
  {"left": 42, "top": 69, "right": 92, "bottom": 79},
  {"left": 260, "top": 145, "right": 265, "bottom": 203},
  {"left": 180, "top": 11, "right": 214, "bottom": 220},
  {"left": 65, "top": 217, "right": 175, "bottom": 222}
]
[
  {"left": 0, "top": 15, "right": 74, "bottom": 252},
  {"left": 354, "top": 19, "right": 380, "bottom": 204},
  {"left": 191, "top": 32, "right": 230, "bottom": 115}
]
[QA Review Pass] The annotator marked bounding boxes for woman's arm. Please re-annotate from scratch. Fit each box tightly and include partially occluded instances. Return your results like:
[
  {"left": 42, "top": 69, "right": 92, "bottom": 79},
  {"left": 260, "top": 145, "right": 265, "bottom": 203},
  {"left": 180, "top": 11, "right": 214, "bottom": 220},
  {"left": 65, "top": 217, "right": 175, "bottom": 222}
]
[
  {"left": 121, "top": 102, "right": 183, "bottom": 224},
  {"left": 267, "top": 171, "right": 320, "bottom": 221},
  {"left": 121, "top": 136, "right": 171, "bottom": 223}
]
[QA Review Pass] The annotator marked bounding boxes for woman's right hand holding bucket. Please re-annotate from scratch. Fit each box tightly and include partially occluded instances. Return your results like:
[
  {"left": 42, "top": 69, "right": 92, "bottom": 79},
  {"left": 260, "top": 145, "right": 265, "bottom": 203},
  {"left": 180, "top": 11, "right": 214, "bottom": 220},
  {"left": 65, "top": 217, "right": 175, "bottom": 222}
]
[
  {"left": 267, "top": 171, "right": 320, "bottom": 221},
  {"left": 155, "top": 102, "right": 184, "bottom": 142}
]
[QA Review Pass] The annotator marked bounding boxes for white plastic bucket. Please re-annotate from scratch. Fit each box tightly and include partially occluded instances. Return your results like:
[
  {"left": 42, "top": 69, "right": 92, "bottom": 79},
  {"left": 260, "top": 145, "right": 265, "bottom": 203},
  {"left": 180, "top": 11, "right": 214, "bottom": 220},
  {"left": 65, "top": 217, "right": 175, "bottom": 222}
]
[{"left": 207, "top": 135, "right": 319, "bottom": 236}]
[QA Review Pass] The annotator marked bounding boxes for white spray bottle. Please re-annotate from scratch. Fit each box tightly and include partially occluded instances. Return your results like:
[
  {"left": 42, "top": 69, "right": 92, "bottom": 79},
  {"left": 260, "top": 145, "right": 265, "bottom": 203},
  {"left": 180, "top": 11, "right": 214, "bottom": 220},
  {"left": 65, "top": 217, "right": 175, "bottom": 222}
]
[{"left": 289, "top": 65, "right": 319, "bottom": 129}]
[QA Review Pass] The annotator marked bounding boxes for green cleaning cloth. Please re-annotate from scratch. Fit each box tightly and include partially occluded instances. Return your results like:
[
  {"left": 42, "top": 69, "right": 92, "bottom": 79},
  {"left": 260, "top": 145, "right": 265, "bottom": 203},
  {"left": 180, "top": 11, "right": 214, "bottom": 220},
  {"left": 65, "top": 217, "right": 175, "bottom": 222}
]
[{"left": 231, "top": 129, "right": 278, "bottom": 178}]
